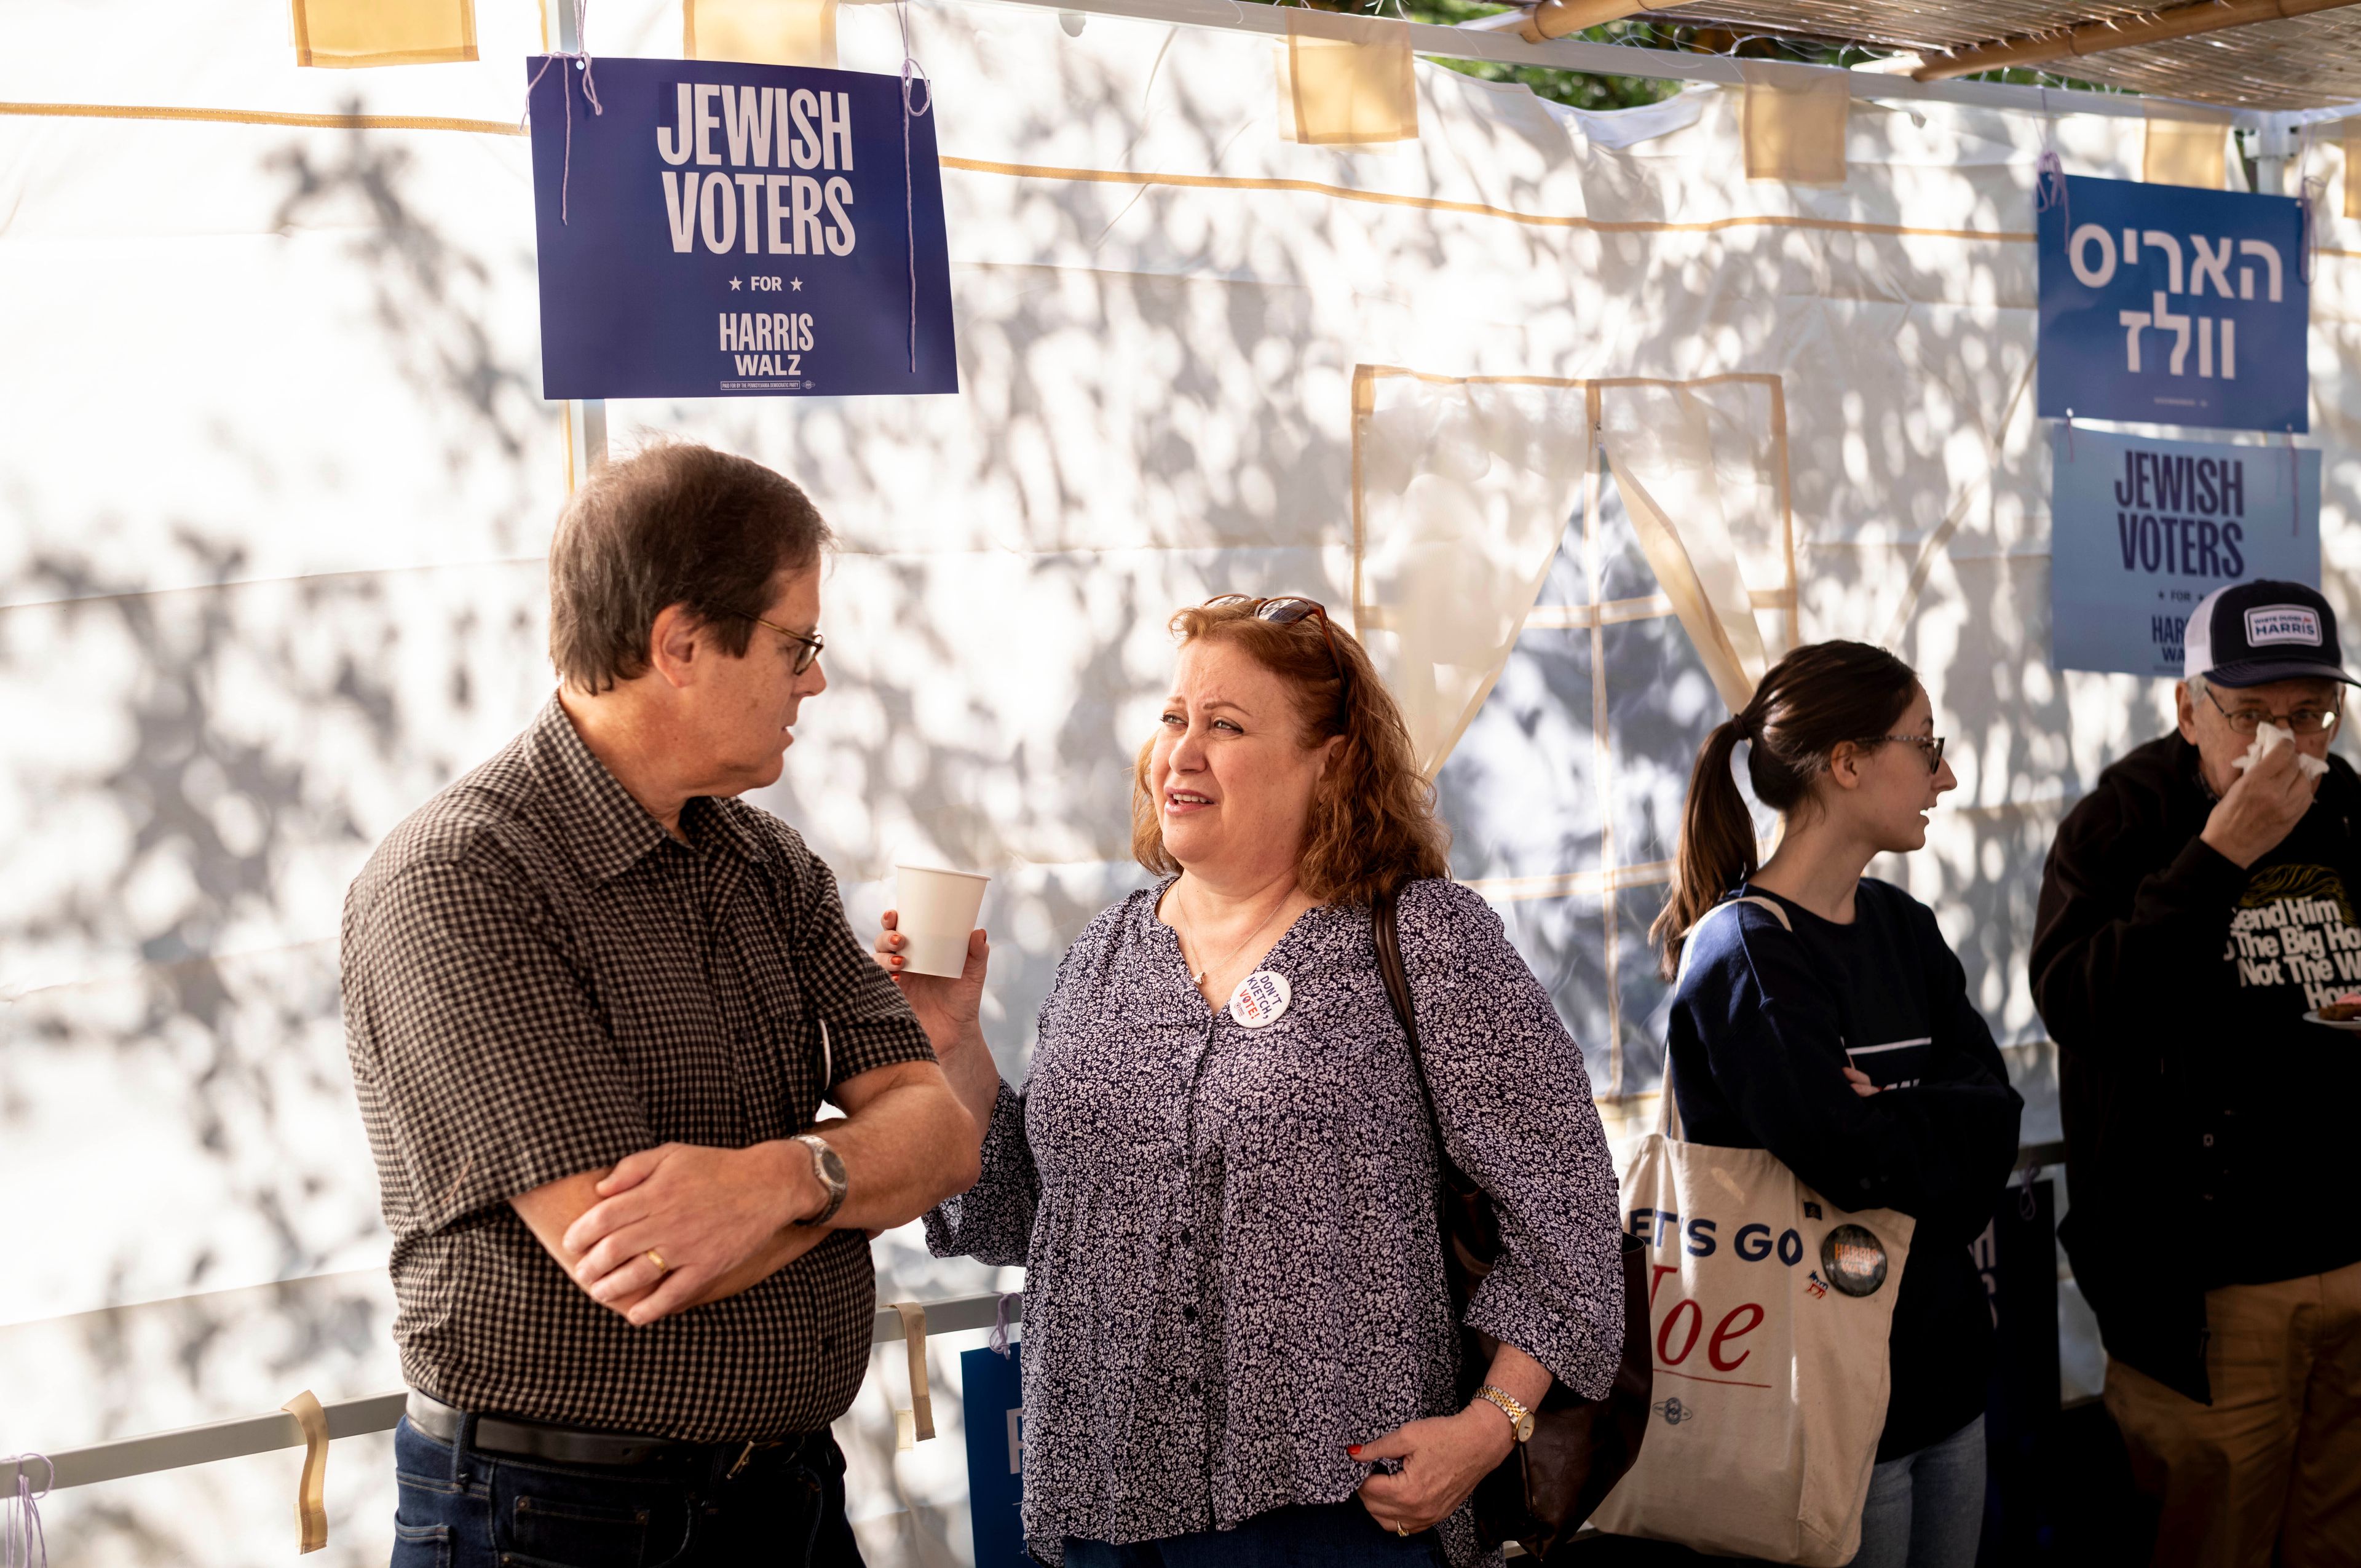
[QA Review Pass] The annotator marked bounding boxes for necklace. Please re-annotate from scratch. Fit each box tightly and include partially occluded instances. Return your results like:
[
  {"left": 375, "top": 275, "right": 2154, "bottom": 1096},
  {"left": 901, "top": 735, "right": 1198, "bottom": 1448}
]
[{"left": 1173, "top": 881, "right": 1296, "bottom": 991}]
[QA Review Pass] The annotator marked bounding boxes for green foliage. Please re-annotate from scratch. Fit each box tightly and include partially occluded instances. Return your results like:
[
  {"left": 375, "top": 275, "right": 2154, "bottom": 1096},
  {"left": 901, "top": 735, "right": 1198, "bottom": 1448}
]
[
  {"left": 1390, "top": 5, "right": 1681, "bottom": 113},
  {"left": 1385, "top": 6, "right": 1900, "bottom": 112},
  {"left": 1286, "top": 1, "right": 2135, "bottom": 115}
]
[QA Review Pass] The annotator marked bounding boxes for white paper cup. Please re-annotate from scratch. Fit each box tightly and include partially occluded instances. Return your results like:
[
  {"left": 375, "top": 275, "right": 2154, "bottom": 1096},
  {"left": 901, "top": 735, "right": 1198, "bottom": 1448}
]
[{"left": 894, "top": 864, "right": 991, "bottom": 978}]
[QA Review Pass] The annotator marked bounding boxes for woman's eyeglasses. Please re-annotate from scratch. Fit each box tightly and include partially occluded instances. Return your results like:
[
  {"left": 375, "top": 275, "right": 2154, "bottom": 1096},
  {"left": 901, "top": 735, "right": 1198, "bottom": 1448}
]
[
  {"left": 729, "top": 611, "right": 825, "bottom": 675},
  {"left": 2204, "top": 686, "right": 2342, "bottom": 737},
  {"left": 1201, "top": 595, "right": 1353, "bottom": 708},
  {"left": 1859, "top": 734, "right": 1947, "bottom": 774}
]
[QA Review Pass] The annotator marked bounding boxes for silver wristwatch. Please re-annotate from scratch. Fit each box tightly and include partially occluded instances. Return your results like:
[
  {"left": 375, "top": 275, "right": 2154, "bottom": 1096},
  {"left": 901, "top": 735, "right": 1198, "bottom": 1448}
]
[{"left": 793, "top": 1133, "right": 849, "bottom": 1227}]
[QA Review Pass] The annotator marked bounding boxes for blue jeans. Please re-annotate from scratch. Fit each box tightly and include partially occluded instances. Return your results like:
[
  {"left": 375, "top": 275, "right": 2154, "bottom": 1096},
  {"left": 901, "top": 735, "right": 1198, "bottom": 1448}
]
[
  {"left": 390, "top": 1414, "right": 864, "bottom": 1567},
  {"left": 1850, "top": 1416, "right": 1985, "bottom": 1568},
  {"left": 1063, "top": 1500, "right": 1443, "bottom": 1568}
]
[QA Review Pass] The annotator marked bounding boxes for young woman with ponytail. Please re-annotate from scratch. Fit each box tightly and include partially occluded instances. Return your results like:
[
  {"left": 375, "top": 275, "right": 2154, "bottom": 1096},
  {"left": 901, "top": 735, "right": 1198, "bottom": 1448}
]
[{"left": 1650, "top": 641, "right": 2023, "bottom": 1568}]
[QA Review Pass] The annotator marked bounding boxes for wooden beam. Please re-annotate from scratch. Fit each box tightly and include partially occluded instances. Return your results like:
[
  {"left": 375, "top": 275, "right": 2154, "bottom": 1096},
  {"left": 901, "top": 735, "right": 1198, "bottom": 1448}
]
[
  {"left": 1912, "top": 0, "right": 2361, "bottom": 82},
  {"left": 1517, "top": 0, "right": 1655, "bottom": 44}
]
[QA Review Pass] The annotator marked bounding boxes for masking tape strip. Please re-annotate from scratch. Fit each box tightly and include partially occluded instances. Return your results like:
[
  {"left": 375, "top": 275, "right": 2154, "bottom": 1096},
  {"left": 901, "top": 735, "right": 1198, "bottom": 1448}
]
[
  {"left": 282, "top": 1391, "right": 329, "bottom": 1554},
  {"left": 0, "top": 106, "right": 2333, "bottom": 258},
  {"left": 939, "top": 156, "right": 2031, "bottom": 242},
  {"left": 298, "top": 45, "right": 480, "bottom": 68},
  {"left": 892, "top": 1302, "right": 935, "bottom": 1442},
  {"left": 0, "top": 101, "right": 521, "bottom": 135}
]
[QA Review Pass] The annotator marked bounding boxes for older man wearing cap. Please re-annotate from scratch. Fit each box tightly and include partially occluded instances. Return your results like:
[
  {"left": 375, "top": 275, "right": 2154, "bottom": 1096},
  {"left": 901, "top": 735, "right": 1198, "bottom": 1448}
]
[{"left": 2033, "top": 579, "right": 2361, "bottom": 1567}]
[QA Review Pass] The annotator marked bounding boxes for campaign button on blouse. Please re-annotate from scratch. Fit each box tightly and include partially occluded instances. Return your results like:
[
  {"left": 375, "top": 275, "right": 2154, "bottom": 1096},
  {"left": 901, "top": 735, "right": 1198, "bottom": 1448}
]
[{"left": 1228, "top": 970, "right": 1291, "bottom": 1029}]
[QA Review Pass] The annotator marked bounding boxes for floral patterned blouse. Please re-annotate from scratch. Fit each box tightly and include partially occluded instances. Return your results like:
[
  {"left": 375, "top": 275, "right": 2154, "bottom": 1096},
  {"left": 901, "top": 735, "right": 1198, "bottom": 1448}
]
[{"left": 923, "top": 877, "right": 1624, "bottom": 1566}]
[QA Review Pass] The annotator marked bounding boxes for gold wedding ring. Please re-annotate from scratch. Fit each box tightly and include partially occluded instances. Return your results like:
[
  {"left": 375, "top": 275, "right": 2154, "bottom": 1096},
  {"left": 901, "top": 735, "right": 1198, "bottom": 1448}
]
[
  {"left": 1396, "top": 1526, "right": 1409, "bottom": 1538},
  {"left": 646, "top": 1249, "right": 668, "bottom": 1274}
]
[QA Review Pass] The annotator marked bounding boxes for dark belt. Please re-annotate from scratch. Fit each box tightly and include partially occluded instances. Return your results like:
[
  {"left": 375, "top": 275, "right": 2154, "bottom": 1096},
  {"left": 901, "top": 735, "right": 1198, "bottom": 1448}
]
[{"left": 405, "top": 1391, "right": 802, "bottom": 1471}]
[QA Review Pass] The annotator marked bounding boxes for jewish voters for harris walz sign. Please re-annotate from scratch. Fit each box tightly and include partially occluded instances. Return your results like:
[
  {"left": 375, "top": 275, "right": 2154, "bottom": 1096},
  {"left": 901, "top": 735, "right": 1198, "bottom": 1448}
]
[
  {"left": 527, "top": 56, "right": 957, "bottom": 398},
  {"left": 2051, "top": 426, "right": 2319, "bottom": 679},
  {"left": 2038, "top": 173, "right": 2306, "bottom": 431}
]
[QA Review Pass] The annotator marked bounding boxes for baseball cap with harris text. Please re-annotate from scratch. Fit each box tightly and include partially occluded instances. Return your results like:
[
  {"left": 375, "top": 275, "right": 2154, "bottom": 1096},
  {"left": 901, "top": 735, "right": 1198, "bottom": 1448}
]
[{"left": 2185, "top": 580, "right": 2361, "bottom": 689}]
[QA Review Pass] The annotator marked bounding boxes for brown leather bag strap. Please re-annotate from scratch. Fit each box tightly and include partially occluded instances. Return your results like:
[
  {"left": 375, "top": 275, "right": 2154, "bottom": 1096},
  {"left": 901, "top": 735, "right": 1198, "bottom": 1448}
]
[
  {"left": 1373, "top": 885, "right": 1490, "bottom": 1233},
  {"left": 1371, "top": 884, "right": 1444, "bottom": 1149}
]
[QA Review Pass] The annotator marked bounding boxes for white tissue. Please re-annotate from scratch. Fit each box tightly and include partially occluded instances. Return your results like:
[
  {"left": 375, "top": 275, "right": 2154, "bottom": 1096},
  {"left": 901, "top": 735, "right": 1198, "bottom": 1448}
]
[{"left": 2232, "top": 721, "right": 2331, "bottom": 778}]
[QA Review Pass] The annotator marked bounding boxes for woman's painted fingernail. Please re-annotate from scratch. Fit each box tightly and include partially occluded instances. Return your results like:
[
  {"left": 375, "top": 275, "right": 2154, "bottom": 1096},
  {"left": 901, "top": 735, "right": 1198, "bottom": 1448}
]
[{"left": 1347, "top": 1444, "right": 1362, "bottom": 1457}]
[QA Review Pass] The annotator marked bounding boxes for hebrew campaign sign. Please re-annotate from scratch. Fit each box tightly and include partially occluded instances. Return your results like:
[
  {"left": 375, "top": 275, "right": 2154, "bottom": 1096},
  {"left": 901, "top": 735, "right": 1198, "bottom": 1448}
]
[
  {"left": 528, "top": 55, "right": 957, "bottom": 398},
  {"left": 2051, "top": 426, "right": 2319, "bottom": 678},
  {"left": 2038, "top": 174, "right": 2307, "bottom": 432}
]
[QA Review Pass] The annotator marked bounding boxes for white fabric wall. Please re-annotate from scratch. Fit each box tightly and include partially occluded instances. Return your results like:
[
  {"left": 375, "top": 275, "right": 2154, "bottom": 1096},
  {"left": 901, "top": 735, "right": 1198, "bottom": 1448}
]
[{"left": 6, "top": 2, "right": 2360, "bottom": 1559}]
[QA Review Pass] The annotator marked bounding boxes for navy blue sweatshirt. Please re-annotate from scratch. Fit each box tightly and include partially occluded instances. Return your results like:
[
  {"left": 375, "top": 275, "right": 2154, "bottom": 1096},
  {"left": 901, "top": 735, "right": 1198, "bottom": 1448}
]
[
  {"left": 1668, "top": 879, "right": 2025, "bottom": 1461},
  {"left": 2030, "top": 734, "right": 2361, "bottom": 1404}
]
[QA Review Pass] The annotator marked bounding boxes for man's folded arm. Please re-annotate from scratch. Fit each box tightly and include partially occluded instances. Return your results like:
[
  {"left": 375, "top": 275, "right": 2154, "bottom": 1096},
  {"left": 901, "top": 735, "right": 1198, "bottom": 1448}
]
[
  {"left": 550, "top": 1057, "right": 979, "bottom": 1326},
  {"left": 808, "top": 1056, "right": 982, "bottom": 1227},
  {"left": 501, "top": 829, "right": 980, "bottom": 1326},
  {"left": 512, "top": 1167, "right": 829, "bottom": 1318}
]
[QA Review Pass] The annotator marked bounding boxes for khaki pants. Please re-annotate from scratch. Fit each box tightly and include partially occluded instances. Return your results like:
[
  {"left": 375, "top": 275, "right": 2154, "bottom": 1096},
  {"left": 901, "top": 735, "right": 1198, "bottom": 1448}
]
[{"left": 2103, "top": 1260, "right": 2361, "bottom": 1568}]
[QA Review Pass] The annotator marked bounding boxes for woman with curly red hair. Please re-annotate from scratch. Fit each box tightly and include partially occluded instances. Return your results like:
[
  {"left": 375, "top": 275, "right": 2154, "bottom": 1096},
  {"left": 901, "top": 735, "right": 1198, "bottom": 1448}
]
[{"left": 877, "top": 595, "right": 1623, "bottom": 1568}]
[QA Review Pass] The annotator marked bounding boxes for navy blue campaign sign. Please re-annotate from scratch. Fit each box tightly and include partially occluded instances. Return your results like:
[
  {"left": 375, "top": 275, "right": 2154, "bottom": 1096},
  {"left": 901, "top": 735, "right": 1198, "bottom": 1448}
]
[
  {"left": 960, "top": 1344, "right": 1025, "bottom": 1568},
  {"left": 2038, "top": 174, "right": 2307, "bottom": 432},
  {"left": 2051, "top": 426, "right": 2319, "bottom": 678},
  {"left": 528, "top": 55, "right": 957, "bottom": 398}
]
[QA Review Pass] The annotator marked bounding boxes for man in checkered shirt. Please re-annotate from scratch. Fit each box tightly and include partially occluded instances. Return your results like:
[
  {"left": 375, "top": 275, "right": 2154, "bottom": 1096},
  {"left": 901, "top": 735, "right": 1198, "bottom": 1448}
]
[{"left": 341, "top": 441, "right": 981, "bottom": 1566}]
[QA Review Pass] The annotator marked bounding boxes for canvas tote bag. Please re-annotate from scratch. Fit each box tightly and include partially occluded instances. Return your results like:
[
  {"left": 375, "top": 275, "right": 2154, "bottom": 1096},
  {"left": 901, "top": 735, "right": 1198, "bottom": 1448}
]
[{"left": 1588, "top": 897, "right": 1917, "bottom": 1566}]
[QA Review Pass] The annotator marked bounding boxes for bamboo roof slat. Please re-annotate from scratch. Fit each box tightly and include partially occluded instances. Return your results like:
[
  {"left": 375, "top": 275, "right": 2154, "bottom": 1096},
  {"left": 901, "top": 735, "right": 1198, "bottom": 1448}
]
[{"left": 1626, "top": 1, "right": 2361, "bottom": 108}]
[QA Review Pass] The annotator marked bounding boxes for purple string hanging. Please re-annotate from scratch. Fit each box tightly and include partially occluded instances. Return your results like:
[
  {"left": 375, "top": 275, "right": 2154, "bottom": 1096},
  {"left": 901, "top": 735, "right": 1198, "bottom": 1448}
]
[
  {"left": 521, "top": 0, "right": 604, "bottom": 224},
  {"left": 2035, "top": 148, "right": 2069, "bottom": 232},
  {"left": 898, "top": 2, "right": 934, "bottom": 374},
  {"left": 2289, "top": 427, "right": 2301, "bottom": 536},
  {"left": 2, "top": 1454, "right": 50, "bottom": 1568},
  {"left": 2301, "top": 175, "right": 2326, "bottom": 287},
  {"left": 988, "top": 1291, "right": 1019, "bottom": 1356},
  {"left": 2295, "top": 122, "right": 2322, "bottom": 285},
  {"left": 2034, "top": 87, "right": 2068, "bottom": 236}
]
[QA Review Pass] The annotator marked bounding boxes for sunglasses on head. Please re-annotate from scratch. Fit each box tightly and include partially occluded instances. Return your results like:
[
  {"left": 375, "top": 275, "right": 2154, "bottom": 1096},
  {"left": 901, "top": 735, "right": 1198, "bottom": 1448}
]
[{"left": 1201, "top": 595, "right": 1354, "bottom": 716}]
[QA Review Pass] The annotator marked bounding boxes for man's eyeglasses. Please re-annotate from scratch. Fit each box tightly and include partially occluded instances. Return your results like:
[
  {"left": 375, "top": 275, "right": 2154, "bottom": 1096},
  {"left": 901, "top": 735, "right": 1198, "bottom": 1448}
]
[
  {"left": 1201, "top": 595, "right": 1353, "bottom": 708},
  {"left": 2204, "top": 686, "right": 2342, "bottom": 737},
  {"left": 730, "top": 611, "right": 825, "bottom": 675},
  {"left": 1859, "top": 734, "right": 1947, "bottom": 774}
]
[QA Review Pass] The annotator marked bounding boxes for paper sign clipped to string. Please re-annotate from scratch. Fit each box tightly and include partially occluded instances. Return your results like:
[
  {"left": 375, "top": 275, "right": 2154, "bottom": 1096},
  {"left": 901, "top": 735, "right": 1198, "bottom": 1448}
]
[
  {"left": 293, "top": 0, "right": 477, "bottom": 68},
  {"left": 1278, "top": 11, "right": 1417, "bottom": 147},
  {"left": 2346, "top": 120, "right": 2361, "bottom": 221},
  {"left": 1739, "top": 60, "right": 1848, "bottom": 186},
  {"left": 2143, "top": 109, "right": 2231, "bottom": 191},
  {"left": 527, "top": 56, "right": 957, "bottom": 399},
  {"left": 686, "top": 0, "right": 838, "bottom": 69}
]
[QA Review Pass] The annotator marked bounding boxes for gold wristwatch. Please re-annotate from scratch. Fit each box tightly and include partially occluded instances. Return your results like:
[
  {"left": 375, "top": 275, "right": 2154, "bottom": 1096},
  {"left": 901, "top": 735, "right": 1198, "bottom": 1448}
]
[{"left": 1474, "top": 1384, "right": 1536, "bottom": 1444}]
